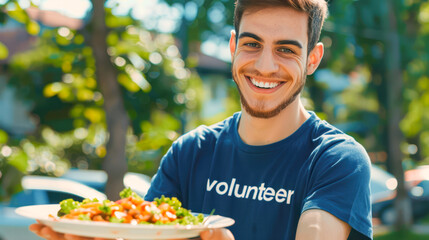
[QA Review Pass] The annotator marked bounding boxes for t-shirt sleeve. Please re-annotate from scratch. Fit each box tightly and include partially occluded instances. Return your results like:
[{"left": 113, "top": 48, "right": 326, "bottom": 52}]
[
  {"left": 301, "top": 139, "right": 373, "bottom": 239},
  {"left": 144, "top": 143, "right": 182, "bottom": 201}
]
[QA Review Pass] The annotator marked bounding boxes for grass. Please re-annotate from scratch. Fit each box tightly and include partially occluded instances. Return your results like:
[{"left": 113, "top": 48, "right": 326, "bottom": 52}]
[
  {"left": 374, "top": 229, "right": 429, "bottom": 240},
  {"left": 419, "top": 215, "right": 429, "bottom": 225}
]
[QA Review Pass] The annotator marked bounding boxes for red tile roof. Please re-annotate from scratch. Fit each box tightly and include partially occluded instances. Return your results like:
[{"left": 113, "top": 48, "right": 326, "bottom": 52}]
[
  {"left": 25, "top": 6, "right": 84, "bottom": 30},
  {"left": 0, "top": 7, "right": 84, "bottom": 63}
]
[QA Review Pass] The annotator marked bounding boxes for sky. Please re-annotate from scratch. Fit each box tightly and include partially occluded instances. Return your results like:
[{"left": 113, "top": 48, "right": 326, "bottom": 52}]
[
  {"left": 1, "top": 0, "right": 91, "bottom": 18},
  {"left": 0, "top": 0, "right": 231, "bottom": 62}
]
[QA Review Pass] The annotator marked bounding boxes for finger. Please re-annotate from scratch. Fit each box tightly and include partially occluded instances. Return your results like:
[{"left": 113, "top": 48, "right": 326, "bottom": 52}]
[
  {"left": 200, "top": 230, "right": 213, "bottom": 239},
  {"left": 200, "top": 229, "right": 235, "bottom": 240},
  {"left": 64, "top": 233, "right": 96, "bottom": 240},
  {"left": 40, "top": 226, "right": 65, "bottom": 240},
  {"left": 64, "top": 234, "right": 115, "bottom": 240},
  {"left": 29, "top": 223, "right": 45, "bottom": 237}
]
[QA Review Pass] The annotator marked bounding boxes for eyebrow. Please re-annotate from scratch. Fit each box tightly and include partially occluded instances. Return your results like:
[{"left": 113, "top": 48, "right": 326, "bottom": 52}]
[
  {"left": 238, "top": 32, "right": 262, "bottom": 42},
  {"left": 276, "top": 40, "right": 303, "bottom": 49},
  {"left": 238, "top": 32, "right": 303, "bottom": 49}
]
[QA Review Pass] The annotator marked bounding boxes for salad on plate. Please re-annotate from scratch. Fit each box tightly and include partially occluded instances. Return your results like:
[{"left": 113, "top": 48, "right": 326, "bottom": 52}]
[{"left": 55, "top": 188, "right": 204, "bottom": 226}]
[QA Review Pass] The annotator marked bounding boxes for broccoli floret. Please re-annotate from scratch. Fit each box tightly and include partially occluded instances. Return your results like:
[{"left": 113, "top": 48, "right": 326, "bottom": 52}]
[
  {"left": 57, "top": 199, "right": 81, "bottom": 216},
  {"left": 98, "top": 200, "right": 111, "bottom": 214},
  {"left": 119, "top": 187, "right": 142, "bottom": 200}
]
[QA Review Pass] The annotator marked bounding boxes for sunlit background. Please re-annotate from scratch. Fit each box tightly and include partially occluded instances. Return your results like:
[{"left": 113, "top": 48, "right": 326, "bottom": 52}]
[{"left": 1, "top": 0, "right": 429, "bottom": 239}]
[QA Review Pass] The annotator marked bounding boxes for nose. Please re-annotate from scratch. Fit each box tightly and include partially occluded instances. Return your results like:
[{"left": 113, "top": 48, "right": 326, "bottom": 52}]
[{"left": 254, "top": 48, "right": 279, "bottom": 75}]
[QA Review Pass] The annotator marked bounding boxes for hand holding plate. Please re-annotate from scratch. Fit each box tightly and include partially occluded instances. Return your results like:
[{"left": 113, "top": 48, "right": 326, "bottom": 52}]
[{"left": 29, "top": 221, "right": 113, "bottom": 240}]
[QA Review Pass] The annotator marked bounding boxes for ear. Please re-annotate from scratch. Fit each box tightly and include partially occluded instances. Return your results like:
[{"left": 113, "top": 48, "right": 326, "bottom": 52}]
[
  {"left": 306, "top": 42, "right": 324, "bottom": 75},
  {"left": 229, "top": 30, "right": 237, "bottom": 61}
]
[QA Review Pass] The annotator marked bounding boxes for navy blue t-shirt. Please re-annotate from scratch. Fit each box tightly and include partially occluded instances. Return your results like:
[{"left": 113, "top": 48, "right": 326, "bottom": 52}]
[{"left": 146, "top": 112, "right": 372, "bottom": 240}]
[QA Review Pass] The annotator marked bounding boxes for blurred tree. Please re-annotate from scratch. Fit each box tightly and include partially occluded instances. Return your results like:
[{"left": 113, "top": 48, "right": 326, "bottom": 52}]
[
  {"left": 319, "top": 0, "right": 429, "bottom": 229},
  {"left": 1, "top": 0, "right": 200, "bottom": 199},
  {"left": 401, "top": 2, "right": 429, "bottom": 166},
  {"left": 319, "top": 0, "right": 414, "bottom": 229},
  {"left": 88, "top": 0, "right": 129, "bottom": 200},
  {"left": 162, "top": 0, "right": 234, "bottom": 60}
]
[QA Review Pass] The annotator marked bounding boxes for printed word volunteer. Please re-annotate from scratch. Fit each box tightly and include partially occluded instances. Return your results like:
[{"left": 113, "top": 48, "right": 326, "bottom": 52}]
[{"left": 207, "top": 178, "right": 295, "bottom": 204}]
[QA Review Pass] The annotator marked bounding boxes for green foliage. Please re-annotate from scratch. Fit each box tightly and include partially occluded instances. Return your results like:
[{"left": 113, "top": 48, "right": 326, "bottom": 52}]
[
  {"left": 397, "top": 1, "right": 429, "bottom": 164},
  {"left": 3, "top": 1, "right": 40, "bottom": 35},
  {"left": 0, "top": 1, "right": 205, "bottom": 200},
  {"left": 163, "top": 0, "right": 234, "bottom": 43},
  {"left": 7, "top": 149, "right": 28, "bottom": 172},
  {"left": 0, "top": 130, "right": 8, "bottom": 144},
  {"left": 310, "top": 0, "right": 429, "bottom": 166},
  {"left": 0, "top": 161, "right": 24, "bottom": 201},
  {"left": 374, "top": 229, "right": 429, "bottom": 240},
  {"left": 0, "top": 42, "right": 8, "bottom": 60}
]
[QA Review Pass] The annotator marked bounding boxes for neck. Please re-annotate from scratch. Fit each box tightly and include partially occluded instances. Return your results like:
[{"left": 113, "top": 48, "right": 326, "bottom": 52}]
[{"left": 238, "top": 98, "right": 310, "bottom": 146}]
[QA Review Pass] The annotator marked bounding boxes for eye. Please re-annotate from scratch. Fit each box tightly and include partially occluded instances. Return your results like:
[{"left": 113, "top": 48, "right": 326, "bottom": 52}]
[
  {"left": 278, "top": 47, "right": 294, "bottom": 54},
  {"left": 244, "top": 42, "right": 260, "bottom": 48}
]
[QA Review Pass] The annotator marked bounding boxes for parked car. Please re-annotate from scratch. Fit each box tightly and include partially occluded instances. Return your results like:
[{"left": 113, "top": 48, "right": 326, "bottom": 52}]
[
  {"left": 371, "top": 165, "right": 429, "bottom": 225},
  {"left": 59, "top": 168, "right": 108, "bottom": 193},
  {"left": 0, "top": 175, "right": 107, "bottom": 240},
  {"left": 60, "top": 168, "right": 152, "bottom": 198},
  {"left": 0, "top": 168, "right": 152, "bottom": 240}
]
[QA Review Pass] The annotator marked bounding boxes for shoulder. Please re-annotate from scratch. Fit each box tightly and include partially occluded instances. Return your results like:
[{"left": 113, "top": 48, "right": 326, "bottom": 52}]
[
  {"left": 311, "top": 117, "right": 368, "bottom": 156},
  {"left": 174, "top": 113, "right": 238, "bottom": 149},
  {"left": 309, "top": 117, "right": 371, "bottom": 174}
]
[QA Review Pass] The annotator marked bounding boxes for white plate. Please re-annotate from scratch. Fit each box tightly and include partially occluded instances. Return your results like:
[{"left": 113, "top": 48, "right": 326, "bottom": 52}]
[{"left": 16, "top": 204, "right": 234, "bottom": 239}]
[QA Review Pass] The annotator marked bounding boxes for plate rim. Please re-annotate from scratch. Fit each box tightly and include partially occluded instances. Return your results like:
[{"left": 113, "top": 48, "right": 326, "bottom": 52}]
[{"left": 15, "top": 204, "right": 235, "bottom": 230}]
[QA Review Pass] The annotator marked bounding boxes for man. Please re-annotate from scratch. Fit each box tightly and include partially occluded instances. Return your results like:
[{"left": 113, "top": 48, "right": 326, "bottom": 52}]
[{"left": 30, "top": 0, "right": 372, "bottom": 239}]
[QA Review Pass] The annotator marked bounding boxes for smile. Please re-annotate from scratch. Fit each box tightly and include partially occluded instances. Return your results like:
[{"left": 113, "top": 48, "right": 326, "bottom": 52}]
[{"left": 249, "top": 77, "right": 280, "bottom": 89}]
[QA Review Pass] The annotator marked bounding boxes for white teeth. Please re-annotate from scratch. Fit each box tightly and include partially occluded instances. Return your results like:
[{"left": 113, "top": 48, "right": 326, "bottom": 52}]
[{"left": 250, "top": 78, "right": 279, "bottom": 89}]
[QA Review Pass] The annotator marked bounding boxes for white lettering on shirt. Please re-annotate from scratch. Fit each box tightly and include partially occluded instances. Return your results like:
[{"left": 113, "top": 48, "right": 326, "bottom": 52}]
[
  {"left": 263, "top": 187, "right": 275, "bottom": 201},
  {"left": 207, "top": 179, "right": 217, "bottom": 191},
  {"left": 246, "top": 186, "right": 258, "bottom": 199},
  {"left": 275, "top": 188, "right": 287, "bottom": 203},
  {"left": 228, "top": 178, "right": 236, "bottom": 196},
  {"left": 287, "top": 190, "right": 295, "bottom": 204},
  {"left": 206, "top": 178, "right": 295, "bottom": 204},
  {"left": 216, "top": 182, "right": 228, "bottom": 195},
  {"left": 234, "top": 184, "right": 247, "bottom": 198},
  {"left": 257, "top": 183, "right": 266, "bottom": 201}
]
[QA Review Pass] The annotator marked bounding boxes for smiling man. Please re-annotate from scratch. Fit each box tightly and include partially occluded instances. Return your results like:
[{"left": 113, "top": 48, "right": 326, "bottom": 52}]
[
  {"left": 146, "top": 1, "right": 372, "bottom": 239},
  {"left": 30, "top": 0, "right": 372, "bottom": 240}
]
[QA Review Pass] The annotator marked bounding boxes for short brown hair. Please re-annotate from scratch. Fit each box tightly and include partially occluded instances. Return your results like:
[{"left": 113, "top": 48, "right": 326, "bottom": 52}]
[{"left": 234, "top": 0, "right": 328, "bottom": 54}]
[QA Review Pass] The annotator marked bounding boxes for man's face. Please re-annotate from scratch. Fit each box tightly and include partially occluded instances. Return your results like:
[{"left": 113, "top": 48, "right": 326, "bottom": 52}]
[{"left": 230, "top": 7, "right": 311, "bottom": 118}]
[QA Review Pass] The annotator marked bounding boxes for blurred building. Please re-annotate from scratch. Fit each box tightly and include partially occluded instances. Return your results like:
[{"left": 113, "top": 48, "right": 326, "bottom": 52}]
[{"left": 193, "top": 52, "right": 231, "bottom": 119}]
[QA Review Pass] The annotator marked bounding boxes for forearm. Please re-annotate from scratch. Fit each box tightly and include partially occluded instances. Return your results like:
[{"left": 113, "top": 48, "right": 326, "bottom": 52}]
[{"left": 295, "top": 209, "right": 351, "bottom": 240}]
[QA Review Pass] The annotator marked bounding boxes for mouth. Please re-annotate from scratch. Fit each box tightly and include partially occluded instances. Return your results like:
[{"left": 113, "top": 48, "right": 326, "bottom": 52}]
[{"left": 246, "top": 76, "right": 284, "bottom": 90}]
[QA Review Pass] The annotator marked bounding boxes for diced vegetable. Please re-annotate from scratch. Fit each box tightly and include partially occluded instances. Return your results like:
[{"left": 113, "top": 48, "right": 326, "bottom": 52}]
[{"left": 55, "top": 188, "right": 204, "bottom": 226}]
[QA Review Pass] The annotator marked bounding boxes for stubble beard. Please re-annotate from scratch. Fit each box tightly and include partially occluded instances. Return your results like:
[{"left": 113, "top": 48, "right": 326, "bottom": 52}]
[{"left": 232, "top": 66, "right": 306, "bottom": 119}]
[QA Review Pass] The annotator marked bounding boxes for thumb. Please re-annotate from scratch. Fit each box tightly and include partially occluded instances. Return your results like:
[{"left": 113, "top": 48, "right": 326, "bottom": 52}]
[{"left": 200, "top": 229, "right": 213, "bottom": 239}]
